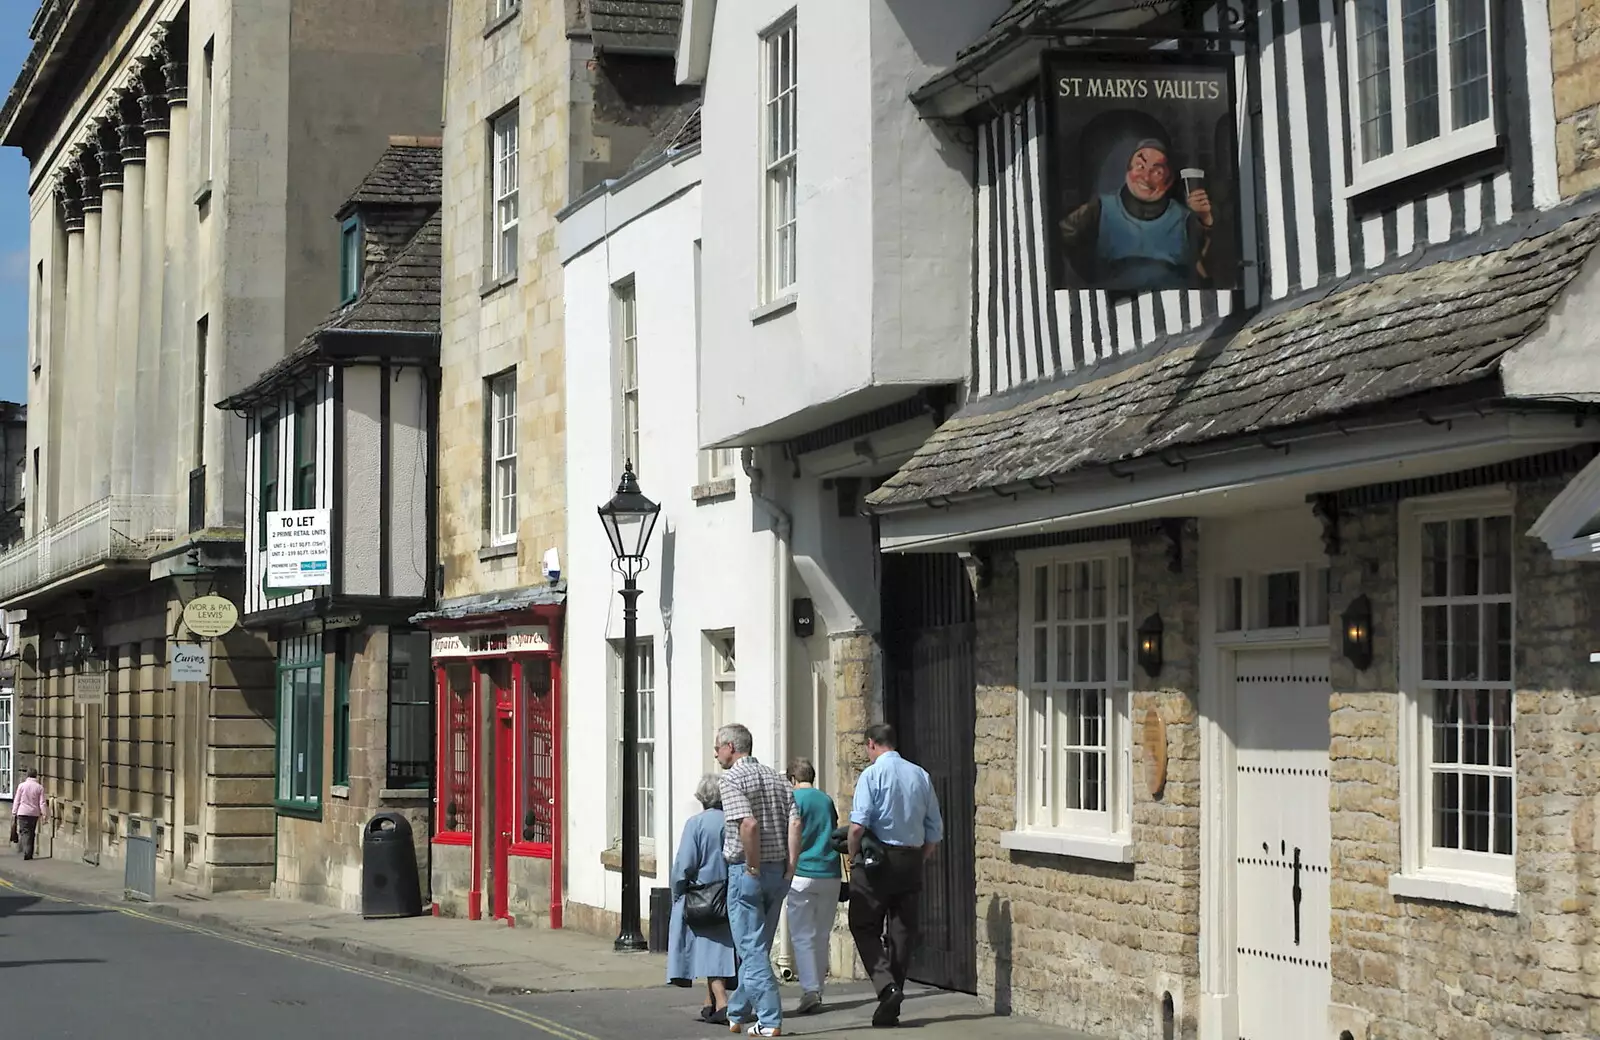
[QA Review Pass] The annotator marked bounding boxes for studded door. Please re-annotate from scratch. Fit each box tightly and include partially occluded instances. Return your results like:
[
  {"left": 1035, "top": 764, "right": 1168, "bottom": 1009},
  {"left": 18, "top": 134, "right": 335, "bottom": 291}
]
[{"left": 1233, "top": 647, "right": 1331, "bottom": 1040}]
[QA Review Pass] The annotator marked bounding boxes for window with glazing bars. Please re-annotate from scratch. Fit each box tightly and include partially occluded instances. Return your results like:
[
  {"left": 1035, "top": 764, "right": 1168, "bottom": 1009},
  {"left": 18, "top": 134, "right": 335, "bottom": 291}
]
[
  {"left": 293, "top": 393, "right": 317, "bottom": 509},
  {"left": 615, "top": 281, "right": 640, "bottom": 476},
  {"left": 488, "top": 371, "right": 517, "bottom": 545},
  {"left": 491, "top": 109, "right": 519, "bottom": 280},
  {"left": 761, "top": 18, "right": 798, "bottom": 301}
]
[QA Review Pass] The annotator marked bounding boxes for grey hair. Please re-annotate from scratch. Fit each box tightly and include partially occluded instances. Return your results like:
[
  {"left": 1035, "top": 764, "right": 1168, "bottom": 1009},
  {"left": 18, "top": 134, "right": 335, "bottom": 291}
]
[
  {"left": 715, "top": 723, "right": 754, "bottom": 755},
  {"left": 695, "top": 773, "right": 723, "bottom": 809}
]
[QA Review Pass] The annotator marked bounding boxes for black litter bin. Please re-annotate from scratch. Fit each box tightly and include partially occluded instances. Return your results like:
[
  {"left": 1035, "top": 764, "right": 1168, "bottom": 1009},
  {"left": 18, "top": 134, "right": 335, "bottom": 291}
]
[
  {"left": 362, "top": 812, "right": 423, "bottom": 919},
  {"left": 648, "top": 886, "right": 672, "bottom": 952}
]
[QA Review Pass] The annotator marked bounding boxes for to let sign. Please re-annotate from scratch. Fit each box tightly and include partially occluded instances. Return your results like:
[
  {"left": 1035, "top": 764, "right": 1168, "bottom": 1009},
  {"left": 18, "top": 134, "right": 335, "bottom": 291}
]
[
  {"left": 170, "top": 643, "right": 211, "bottom": 683},
  {"left": 266, "top": 509, "right": 333, "bottom": 588}
]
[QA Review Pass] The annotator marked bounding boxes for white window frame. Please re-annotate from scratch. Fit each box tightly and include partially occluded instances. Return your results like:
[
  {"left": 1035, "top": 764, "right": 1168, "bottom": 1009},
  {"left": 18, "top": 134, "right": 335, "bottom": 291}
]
[
  {"left": 759, "top": 15, "right": 798, "bottom": 303},
  {"left": 615, "top": 280, "right": 640, "bottom": 477},
  {"left": 490, "top": 109, "right": 519, "bottom": 281},
  {"left": 1393, "top": 488, "right": 1519, "bottom": 912},
  {"left": 609, "top": 637, "right": 657, "bottom": 848},
  {"left": 488, "top": 370, "right": 517, "bottom": 546},
  {"left": 1344, "top": 0, "right": 1498, "bottom": 196},
  {"left": 703, "top": 448, "right": 739, "bottom": 482},
  {"left": 1215, "top": 564, "right": 1332, "bottom": 633},
  {"left": 1004, "top": 544, "right": 1134, "bottom": 862},
  {"left": 202, "top": 39, "right": 216, "bottom": 182},
  {"left": 490, "top": 0, "right": 519, "bottom": 21},
  {"left": 708, "top": 630, "right": 737, "bottom": 736}
]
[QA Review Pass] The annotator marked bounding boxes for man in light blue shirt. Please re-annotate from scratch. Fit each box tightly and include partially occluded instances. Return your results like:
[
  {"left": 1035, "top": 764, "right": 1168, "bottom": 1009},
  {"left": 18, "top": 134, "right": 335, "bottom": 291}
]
[{"left": 846, "top": 724, "right": 942, "bottom": 1028}]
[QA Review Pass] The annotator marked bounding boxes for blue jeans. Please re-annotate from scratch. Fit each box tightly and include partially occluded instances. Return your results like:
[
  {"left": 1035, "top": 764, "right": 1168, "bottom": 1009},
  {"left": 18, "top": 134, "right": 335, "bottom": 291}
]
[{"left": 725, "top": 863, "right": 788, "bottom": 1029}]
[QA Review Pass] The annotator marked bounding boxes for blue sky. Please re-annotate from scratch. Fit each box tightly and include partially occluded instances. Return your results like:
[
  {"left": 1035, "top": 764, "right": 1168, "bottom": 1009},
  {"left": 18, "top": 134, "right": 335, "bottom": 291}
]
[{"left": 0, "top": 3, "right": 38, "bottom": 406}]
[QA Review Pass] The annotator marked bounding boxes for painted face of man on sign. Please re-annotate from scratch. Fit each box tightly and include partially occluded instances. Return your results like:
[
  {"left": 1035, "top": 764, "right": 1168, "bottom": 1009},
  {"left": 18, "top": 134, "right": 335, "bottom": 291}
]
[{"left": 1125, "top": 144, "right": 1212, "bottom": 227}]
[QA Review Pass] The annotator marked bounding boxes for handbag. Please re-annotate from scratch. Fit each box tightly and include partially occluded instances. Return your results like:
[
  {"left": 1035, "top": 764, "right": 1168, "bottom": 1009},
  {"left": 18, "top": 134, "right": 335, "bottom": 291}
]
[{"left": 682, "top": 872, "right": 728, "bottom": 926}]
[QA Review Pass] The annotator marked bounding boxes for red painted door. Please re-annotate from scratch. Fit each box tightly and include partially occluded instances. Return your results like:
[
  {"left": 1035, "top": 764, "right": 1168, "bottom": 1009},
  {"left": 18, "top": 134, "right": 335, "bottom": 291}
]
[{"left": 493, "top": 705, "right": 514, "bottom": 921}]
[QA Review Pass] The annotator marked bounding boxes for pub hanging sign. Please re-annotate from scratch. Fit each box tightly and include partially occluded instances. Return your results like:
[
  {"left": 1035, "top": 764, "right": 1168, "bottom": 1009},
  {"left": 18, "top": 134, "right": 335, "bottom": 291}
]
[{"left": 1042, "top": 51, "right": 1243, "bottom": 294}]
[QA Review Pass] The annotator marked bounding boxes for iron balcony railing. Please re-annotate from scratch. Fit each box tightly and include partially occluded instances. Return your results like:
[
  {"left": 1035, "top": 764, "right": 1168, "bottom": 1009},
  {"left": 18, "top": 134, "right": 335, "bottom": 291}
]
[{"left": 0, "top": 495, "right": 180, "bottom": 602}]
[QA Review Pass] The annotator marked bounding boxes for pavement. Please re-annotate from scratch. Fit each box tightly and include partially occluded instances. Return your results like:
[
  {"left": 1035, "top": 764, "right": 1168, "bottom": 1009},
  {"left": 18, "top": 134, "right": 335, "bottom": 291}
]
[{"left": 0, "top": 829, "right": 1106, "bottom": 1039}]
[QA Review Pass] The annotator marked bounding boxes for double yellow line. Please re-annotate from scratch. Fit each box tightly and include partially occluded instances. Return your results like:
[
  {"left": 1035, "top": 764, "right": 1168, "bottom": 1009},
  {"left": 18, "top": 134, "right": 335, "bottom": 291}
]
[{"left": 0, "top": 875, "right": 603, "bottom": 1040}]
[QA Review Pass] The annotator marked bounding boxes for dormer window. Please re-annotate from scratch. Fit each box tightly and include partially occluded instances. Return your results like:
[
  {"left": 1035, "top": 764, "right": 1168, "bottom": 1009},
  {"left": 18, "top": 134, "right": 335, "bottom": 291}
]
[{"left": 340, "top": 216, "right": 363, "bottom": 303}]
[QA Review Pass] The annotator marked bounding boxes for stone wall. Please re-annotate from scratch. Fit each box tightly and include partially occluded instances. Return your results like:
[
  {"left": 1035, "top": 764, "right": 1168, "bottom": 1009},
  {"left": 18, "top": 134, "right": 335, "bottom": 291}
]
[
  {"left": 1327, "top": 478, "right": 1600, "bottom": 1040},
  {"left": 274, "top": 626, "right": 430, "bottom": 911},
  {"left": 974, "top": 524, "right": 1202, "bottom": 1039},
  {"left": 1551, "top": 0, "right": 1600, "bottom": 196}
]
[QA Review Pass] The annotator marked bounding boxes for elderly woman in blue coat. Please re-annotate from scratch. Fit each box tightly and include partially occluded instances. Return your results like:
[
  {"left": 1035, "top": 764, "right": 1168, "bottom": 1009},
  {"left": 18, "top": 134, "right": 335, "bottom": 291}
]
[{"left": 668, "top": 773, "right": 738, "bottom": 1024}]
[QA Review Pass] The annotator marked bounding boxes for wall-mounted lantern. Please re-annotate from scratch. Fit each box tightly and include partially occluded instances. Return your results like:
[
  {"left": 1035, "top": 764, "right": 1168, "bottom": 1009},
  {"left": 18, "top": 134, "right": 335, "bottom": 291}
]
[
  {"left": 1342, "top": 594, "right": 1373, "bottom": 671},
  {"left": 1137, "top": 613, "right": 1164, "bottom": 679}
]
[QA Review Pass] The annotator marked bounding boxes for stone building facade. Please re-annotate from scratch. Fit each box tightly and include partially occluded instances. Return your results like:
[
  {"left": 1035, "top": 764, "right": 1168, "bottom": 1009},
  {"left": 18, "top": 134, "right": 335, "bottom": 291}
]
[
  {"left": 422, "top": 0, "right": 693, "bottom": 930},
  {"left": 857, "top": 1, "right": 1600, "bottom": 1036},
  {"left": 0, "top": 0, "right": 445, "bottom": 893}
]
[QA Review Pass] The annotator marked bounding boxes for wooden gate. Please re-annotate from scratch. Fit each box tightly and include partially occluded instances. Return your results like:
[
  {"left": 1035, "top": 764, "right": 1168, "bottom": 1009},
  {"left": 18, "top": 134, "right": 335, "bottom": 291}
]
[{"left": 881, "top": 553, "right": 977, "bottom": 994}]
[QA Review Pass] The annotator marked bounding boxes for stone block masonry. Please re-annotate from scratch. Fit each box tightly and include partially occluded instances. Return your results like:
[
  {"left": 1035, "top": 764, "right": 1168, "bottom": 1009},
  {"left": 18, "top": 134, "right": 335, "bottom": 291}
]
[
  {"left": 1551, "top": 0, "right": 1600, "bottom": 196},
  {"left": 1326, "top": 477, "right": 1600, "bottom": 1040},
  {"left": 973, "top": 525, "right": 1201, "bottom": 1040}
]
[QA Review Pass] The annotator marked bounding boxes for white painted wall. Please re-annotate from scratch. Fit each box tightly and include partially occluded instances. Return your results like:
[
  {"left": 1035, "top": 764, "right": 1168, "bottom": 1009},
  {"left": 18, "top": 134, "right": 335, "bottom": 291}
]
[
  {"left": 695, "top": 0, "right": 1009, "bottom": 446},
  {"left": 561, "top": 155, "right": 785, "bottom": 916}
]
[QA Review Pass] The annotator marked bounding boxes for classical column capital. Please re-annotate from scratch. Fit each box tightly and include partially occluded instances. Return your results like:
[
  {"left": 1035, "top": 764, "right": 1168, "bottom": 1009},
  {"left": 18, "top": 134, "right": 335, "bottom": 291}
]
[
  {"left": 116, "top": 90, "right": 146, "bottom": 163},
  {"left": 94, "top": 116, "right": 124, "bottom": 190},
  {"left": 57, "top": 173, "right": 85, "bottom": 232},
  {"left": 75, "top": 146, "right": 102, "bottom": 213},
  {"left": 156, "top": 21, "right": 189, "bottom": 103},
  {"left": 136, "top": 57, "right": 170, "bottom": 135}
]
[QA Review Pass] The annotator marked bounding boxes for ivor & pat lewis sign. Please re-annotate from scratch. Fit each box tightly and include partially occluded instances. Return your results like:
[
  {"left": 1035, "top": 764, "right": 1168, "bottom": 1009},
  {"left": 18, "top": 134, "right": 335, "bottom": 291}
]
[{"left": 1042, "top": 52, "right": 1242, "bottom": 294}]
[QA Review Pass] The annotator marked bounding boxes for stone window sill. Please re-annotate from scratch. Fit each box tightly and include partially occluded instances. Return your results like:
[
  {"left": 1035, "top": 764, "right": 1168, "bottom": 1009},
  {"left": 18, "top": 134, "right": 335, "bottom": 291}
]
[
  {"left": 692, "top": 478, "right": 736, "bottom": 503},
  {"left": 194, "top": 180, "right": 213, "bottom": 207},
  {"left": 481, "top": 274, "right": 518, "bottom": 299},
  {"left": 330, "top": 785, "right": 351, "bottom": 800},
  {"left": 1388, "top": 871, "right": 1519, "bottom": 914},
  {"left": 1000, "top": 829, "right": 1135, "bottom": 864},
  {"left": 601, "top": 843, "right": 658, "bottom": 878},
  {"left": 379, "top": 788, "right": 430, "bottom": 802},
  {"left": 750, "top": 294, "right": 797, "bottom": 325},
  {"left": 479, "top": 542, "right": 517, "bottom": 562}
]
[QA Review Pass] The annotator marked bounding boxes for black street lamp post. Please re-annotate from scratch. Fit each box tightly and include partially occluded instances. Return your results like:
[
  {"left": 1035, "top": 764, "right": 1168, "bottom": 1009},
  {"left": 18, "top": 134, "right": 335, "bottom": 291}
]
[{"left": 597, "top": 461, "right": 660, "bottom": 953}]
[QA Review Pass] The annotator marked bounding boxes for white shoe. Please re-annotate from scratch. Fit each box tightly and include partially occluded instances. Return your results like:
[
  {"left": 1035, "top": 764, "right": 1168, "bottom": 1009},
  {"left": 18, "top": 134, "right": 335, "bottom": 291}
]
[{"left": 795, "top": 991, "right": 822, "bottom": 1015}]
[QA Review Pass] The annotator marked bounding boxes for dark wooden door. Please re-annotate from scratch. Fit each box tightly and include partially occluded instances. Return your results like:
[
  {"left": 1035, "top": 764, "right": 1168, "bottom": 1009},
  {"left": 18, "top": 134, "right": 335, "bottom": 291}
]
[{"left": 881, "top": 553, "right": 978, "bottom": 994}]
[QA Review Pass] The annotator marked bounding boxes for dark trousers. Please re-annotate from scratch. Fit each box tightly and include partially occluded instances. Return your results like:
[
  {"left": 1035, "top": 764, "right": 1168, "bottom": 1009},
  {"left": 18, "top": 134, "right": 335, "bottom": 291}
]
[
  {"left": 847, "top": 845, "right": 923, "bottom": 996},
  {"left": 16, "top": 815, "right": 38, "bottom": 860}
]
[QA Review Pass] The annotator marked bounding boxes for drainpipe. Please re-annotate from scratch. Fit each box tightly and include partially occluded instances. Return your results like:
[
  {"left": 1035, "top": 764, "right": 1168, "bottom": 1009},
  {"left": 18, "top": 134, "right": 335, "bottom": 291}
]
[{"left": 742, "top": 445, "right": 795, "bottom": 979}]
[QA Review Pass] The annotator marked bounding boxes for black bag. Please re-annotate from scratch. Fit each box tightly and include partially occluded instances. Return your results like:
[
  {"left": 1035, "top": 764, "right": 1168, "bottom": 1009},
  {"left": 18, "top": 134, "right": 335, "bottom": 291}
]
[{"left": 682, "top": 874, "right": 728, "bottom": 926}]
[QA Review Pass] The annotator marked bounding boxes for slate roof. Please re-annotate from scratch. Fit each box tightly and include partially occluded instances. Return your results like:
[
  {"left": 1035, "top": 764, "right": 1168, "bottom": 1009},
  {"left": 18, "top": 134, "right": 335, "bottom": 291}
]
[
  {"left": 626, "top": 101, "right": 702, "bottom": 174},
  {"left": 410, "top": 584, "right": 567, "bottom": 625},
  {"left": 338, "top": 140, "right": 443, "bottom": 215},
  {"left": 589, "top": 0, "right": 683, "bottom": 54},
  {"left": 866, "top": 207, "right": 1600, "bottom": 511}
]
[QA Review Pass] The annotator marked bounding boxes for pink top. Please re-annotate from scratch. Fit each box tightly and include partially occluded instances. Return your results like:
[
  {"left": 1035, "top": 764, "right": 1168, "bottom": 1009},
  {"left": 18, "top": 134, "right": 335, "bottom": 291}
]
[{"left": 13, "top": 777, "right": 46, "bottom": 818}]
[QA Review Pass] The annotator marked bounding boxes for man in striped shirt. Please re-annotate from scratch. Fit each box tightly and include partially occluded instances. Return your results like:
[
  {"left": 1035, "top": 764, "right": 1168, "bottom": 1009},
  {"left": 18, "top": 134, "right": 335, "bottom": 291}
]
[{"left": 716, "top": 723, "right": 798, "bottom": 1037}]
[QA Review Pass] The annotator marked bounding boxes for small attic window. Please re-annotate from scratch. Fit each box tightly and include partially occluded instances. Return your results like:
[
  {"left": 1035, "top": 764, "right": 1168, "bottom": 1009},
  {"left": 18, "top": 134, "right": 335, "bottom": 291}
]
[{"left": 340, "top": 216, "right": 363, "bottom": 303}]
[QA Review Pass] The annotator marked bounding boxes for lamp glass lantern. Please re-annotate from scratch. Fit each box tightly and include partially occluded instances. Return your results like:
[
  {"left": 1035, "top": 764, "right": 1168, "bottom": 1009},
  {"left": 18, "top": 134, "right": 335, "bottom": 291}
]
[
  {"left": 52, "top": 631, "right": 69, "bottom": 660},
  {"left": 73, "top": 622, "right": 94, "bottom": 661},
  {"left": 597, "top": 461, "right": 660, "bottom": 577},
  {"left": 1341, "top": 594, "right": 1373, "bottom": 671},
  {"left": 1137, "top": 613, "right": 1164, "bottom": 678}
]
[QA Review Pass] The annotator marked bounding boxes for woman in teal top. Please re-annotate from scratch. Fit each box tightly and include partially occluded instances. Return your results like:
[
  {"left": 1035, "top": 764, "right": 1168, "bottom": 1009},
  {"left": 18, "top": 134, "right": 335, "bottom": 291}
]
[{"left": 785, "top": 758, "right": 842, "bottom": 1014}]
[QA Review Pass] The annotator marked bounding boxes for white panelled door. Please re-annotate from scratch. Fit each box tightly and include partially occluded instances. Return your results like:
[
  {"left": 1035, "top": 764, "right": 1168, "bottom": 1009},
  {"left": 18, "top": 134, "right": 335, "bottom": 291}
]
[{"left": 1233, "top": 647, "right": 1331, "bottom": 1040}]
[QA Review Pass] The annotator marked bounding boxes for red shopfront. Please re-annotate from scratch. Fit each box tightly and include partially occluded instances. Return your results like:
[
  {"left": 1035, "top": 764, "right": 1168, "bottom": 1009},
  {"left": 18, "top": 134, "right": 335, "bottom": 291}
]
[{"left": 430, "top": 618, "right": 563, "bottom": 927}]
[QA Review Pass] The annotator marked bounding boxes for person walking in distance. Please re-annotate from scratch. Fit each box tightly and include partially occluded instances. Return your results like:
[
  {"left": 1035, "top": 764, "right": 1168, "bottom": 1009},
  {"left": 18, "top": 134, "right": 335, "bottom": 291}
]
[
  {"left": 847, "top": 725, "right": 943, "bottom": 1029},
  {"left": 13, "top": 768, "right": 47, "bottom": 861},
  {"left": 784, "top": 758, "right": 841, "bottom": 1015},
  {"left": 716, "top": 723, "right": 799, "bottom": 1038}
]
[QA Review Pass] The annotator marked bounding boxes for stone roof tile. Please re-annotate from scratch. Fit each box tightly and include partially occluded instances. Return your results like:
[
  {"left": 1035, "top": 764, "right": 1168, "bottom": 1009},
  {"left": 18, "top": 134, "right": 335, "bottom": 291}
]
[
  {"left": 339, "top": 140, "right": 443, "bottom": 213},
  {"left": 866, "top": 208, "right": 1600, "bottom": 510},
  {"left": 589, "top": 0, "right": 683, "bottom": 54}
]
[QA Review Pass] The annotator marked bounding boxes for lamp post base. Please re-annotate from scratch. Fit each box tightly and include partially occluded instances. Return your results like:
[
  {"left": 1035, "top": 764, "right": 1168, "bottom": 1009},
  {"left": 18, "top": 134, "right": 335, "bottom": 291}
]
[{"left": 614, "top": 932, "right": 650, "bottom": 953}]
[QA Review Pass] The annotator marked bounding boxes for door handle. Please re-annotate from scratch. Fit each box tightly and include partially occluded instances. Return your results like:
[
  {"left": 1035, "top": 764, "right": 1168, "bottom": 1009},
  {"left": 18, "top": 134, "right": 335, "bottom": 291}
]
[{"left": 1291, "top": 846, "right": 1303, "bottom": 947}]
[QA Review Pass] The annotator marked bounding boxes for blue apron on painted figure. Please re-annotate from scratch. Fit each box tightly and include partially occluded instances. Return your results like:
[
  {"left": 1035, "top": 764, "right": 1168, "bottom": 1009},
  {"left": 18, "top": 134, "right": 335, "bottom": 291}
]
[{"left": 1094, "top": 193, "right": 1193, "bottom": 291}]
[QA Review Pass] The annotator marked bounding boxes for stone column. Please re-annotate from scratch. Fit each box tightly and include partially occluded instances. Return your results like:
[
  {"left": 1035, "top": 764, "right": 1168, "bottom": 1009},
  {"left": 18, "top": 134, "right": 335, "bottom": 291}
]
[
  {"left": 112, "top": 90, "right": 146, "bottom": 500},
  {"left": 77, "top": 148, "right": 102, "bottom": 513},
  {"left": 133, "top": 65, "right": 169, "bottom": 500},
  {"left": 161, "top": 37, "right": 193, "bottom": 518},
  {"left": 50, "top": 177, "right": 85, "bottom": 524},
  {"left": 60, "top": 170, "right": 85, "bottom": 518},
  {"left": 93, "top": 118, "right": 124, "bottom": 504}
]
